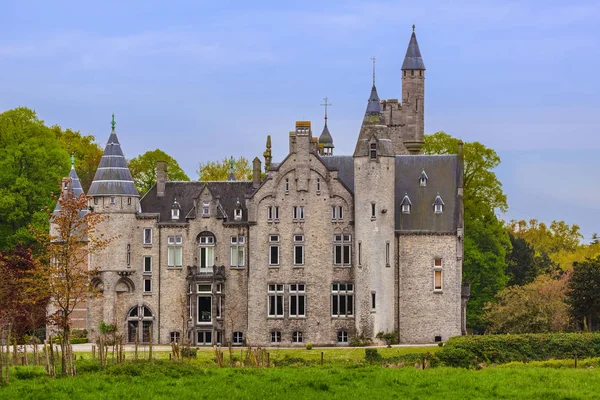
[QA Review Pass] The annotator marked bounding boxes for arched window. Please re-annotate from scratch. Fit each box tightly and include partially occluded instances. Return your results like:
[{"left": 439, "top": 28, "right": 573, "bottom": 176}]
[{"left": 127, "top": 305, "right": 154, "bottom": 343}]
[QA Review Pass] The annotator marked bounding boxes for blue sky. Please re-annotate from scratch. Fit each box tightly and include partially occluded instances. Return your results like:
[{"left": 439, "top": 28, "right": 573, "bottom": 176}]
[{"left": 1, "top": 0, "right": 599, "bottom": 241}]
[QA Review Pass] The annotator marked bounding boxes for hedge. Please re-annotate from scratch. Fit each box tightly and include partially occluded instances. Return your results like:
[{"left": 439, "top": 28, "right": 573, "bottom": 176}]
[
  {"left": 53, "top": 338, "right": 88, "bottom": 344},
  {"left": 364, "top": 349, "right": 441, "bottom": 367},
  {"left": 437, "top": 333, "right": 600, "bottom": 367}
]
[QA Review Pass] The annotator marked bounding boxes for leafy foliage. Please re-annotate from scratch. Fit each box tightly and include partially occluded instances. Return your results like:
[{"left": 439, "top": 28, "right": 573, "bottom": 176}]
[
  {"left": 197, "top": 156, "right": 251, "bottom": 181},
  {"left": 0, "top": 107, "right": 69, "bottom": 249},
  {"left": 52, "top": 126, "right": 103, "bottom": 192},
  {"left": 506, "top": 231, "right": 560, "bottom": 286},
  {"left": 0, "top": 245, "right": 48, "bottom": 341},
  {"left": 438, "top": 333, "right": 600, "bottom": 367},
  {"left": 128, "top": 149, "right": 190, "bottom": 195},
  {"left": 566, "top": 257, "right": 600, "bottom": 330},
  {"left": 485, "top": 274, "right": 572, "bottom": 334}
]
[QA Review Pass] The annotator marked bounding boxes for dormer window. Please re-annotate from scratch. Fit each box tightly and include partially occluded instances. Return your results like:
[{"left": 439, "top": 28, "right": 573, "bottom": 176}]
[
  {"left": 202, "top": 202, "right": 210, "bottom": 217},
  {"left": 419, "top": 170, "right": 428, "bottom": 187},
  {"left": 171, "top": 209, "right": 180, "bottom": 220},
  {"left": 400, "top": 194, "right": 412, "bottom": 214},
  {"left": 109, "top": 197, "right": 116, "bottom": 205},
  {"left": 433, "top": 194, "right": 445, "bottom": 214},
  {"left": 234, "top": 208, "right": 242, "bottom": 220},
  {"left": 369, "top": 143, "right": 377, "bottom": 160}
]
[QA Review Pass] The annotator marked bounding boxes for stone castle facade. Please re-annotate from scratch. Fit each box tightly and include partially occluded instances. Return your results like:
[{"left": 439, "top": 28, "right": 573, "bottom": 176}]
[{"left": 54, "top": 29, "right": 466, "bottom": 346}]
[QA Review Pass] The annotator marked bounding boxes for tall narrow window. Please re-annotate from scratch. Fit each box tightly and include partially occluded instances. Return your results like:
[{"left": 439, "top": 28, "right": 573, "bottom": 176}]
[
  {"left": 292, "top": 206, "right": 298, "bottom": 220},
  {"left": 434, "top": 258, "right": 443, "bottom": 291},
  {"left": 126, "top": 244, "right": 131, "bottom": 266},
  {"left": 274, "top": 206, "right": 280, "bottom": 220},
  {"left": 143, "top": 256, "right": 152, "bottom": 274},
  {"left": 358, "top": 242, "right": 362, "bottom": 265},
  {"left": 144, "top": 278, "right": 152, "bottom": 293},
  {"left": 285, "top": 178, "right": 290, "bottom": 193},
  {"left": 331, "top": 283, "right": 354, "bottom": 317},
  {"left": 370, "top": 143, "right": 377, "bottom": 159},
  {"left": 331, "top": 206, "right": 337, "bottom": 220},
  {"left": 316, "top": 178, "right": 321, "bottom": 193},
  {"left": 199, "top": 235, "right": 215, "bottom": 271},
  {"left": 269, "top": 235, "right": 280, "bottom": 266},
  {"left": 168, "top": 235, "right": 183, "bottom": 268},
  {"left": 333, "top": 235, "right": 352, "bottom": 266},
  {"left": 289, "top": 284, "right": 306, "bottom": 317},
  {"left": 299, "top": 206, "right": 305, "bottom": 219},
  {"left": 293, "top": 235, "right": 304, "bottom": 266},
  {"left": 267, "top": 206, "right": 273, "bottom": 221},
  {"left": 371, "top": 292, "right": 376, "bottom": 311},
  {"left": 143, "top": 228, "right": 152, "bottom": 245},
  {"left": 371, "top": 203, "right": 376, "bottom": 219},
  {"left": 268, "top": 284, "right": 284, "bottom": 317},
  {"left": 202, "top": 202, "right": 210, "bottom": 217},
  {"left": 385, "top": 241, "right": 390, "bottom": 267},
  {"left": 338, "top": 206, "right": 343, "bottom": 220},
  {"left": 197, "top": 284, "right": 212, "bottom": 323},
  {"left": 230, "top": 236, "right": 245, "bottom": 267}
]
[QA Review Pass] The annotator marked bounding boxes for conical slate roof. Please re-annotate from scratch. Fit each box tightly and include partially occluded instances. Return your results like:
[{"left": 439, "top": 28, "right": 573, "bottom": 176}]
[
  {"left": 53, "top": 162, "right": 85, "bottom": 215},
  {"left": 318, "top": 122, "right": 334, "bottom": 148},
  {"left": 366, "top": 85, "right": 382, "bottom": 114},
  {"left": 401, "top": 31, "right": 426, "bottom": 70},
  {"left": 353, "top": 84, "right": 393, "bottom": 157},
  {"left": 88, "top": 126, "right": 139, "bottom": 197}
]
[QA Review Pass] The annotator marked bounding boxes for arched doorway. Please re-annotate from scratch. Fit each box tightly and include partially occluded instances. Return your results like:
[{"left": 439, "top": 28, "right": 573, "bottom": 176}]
[{"left": 127, "top": 305, "right": 154, "bottom": 343}]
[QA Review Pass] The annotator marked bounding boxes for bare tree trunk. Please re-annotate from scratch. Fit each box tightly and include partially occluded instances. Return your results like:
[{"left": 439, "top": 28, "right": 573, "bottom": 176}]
[
  {"left": 44, "top": 340, "right": 50, "bottom": 376},
  {"left": 135, "top": 327, "right": 139, "bottom": 360},
  {"left": 0, "top": 327, "right": 4, "bottom": 384},
  {"left": 149, "top": 328, "right": 153, "bottom": 361}
]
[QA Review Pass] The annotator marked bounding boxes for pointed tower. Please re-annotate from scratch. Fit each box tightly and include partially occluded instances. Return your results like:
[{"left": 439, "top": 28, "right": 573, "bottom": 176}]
[
  {"left": 318, "top": 97, "right": 334, "bottom": 156},
  {"left": 53, "top": 155, "right": 86, "bottom": 216},
  {"left": 401, "top": 25, "right": 426, "bottom": 154},
  {"left": 353, "top": 76, "right": 396, "bottom": 339},
  {"left": 88, "top": 114, "right": 139, "bottom": 211}
]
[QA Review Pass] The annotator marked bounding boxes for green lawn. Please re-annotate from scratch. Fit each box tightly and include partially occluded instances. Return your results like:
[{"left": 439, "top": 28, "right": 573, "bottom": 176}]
[{"left": 1, "top": 360, "right": 600, "bottom": 399}]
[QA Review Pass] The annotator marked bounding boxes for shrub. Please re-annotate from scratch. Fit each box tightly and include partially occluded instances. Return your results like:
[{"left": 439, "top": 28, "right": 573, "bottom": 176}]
[
  {"left": 365, "top": 349, "right": 382, "bottom": 362},
  {"left": 182, "top": 347, "right": 197, "bottom": 358},
  {"left": 376, "top": 331, "right": 398, "bottom": 348},
  {"left": 350, "top": 333, "right": 373, "bottom": 347},
  {"left": 438, "top": 333, "right": 600, "bottom": 367},
  {"left": 305, "top": 343, "right": 313, "bottom": 350},
  {"left": 14, "top": 366, "right": 46, "bottom": 380}
]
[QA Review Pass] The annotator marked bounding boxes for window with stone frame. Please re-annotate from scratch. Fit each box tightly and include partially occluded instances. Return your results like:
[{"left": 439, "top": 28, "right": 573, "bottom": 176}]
[
  {"left": 369, "top": 142, "right": 377, "bottom": 160},
  {"left": 292, "top": 331, "right": 303, "bottom": 344},
  {"left": 433, "top": 258, "right": 443, "bottom": 291},
  {"left": 230, "top": 235, "right": 245, "bottom": 267},
  {"left": 170, "top": 331, "right": 180, "bottom": 344},
  {"left": 268, "top": 284, "right": 284, "bottom": 318},
  {"left": 331, "top": 283, "right": 354, "bottom": 317},
  {"left": 337, "top": 330, "right": 349, "bottom": 343},
  {"left": 270, "top": 330, "right": 282, "bottom": 343},
  {"left": 199, "top": 234, "right": 215, "bottom": 270},
  {"left": 292, "top": 206, "right": 305, "bottom": 220},
  {"left": 197, "top": 284, "right": 212, "bottom": 323},
  {"left": 289, "top": 283, "right": 306, "bottom": 317},
  {"left": 269, "top": 234, "right": 280, "bottom": 266},
  {"left": 333, "top": 234, "right": 351, "bottom": 266},
  {"left": 233, "top": 331, "right": 244, "bottom": 345},
  {"left": 167, "top": 235, "right": 183, "bottom": 268},
  {"left": 202, "top": 201, "right": 210, "bottom": 217},
  {"left": 143, "top": 278, "right": 152, "bottom": 293},
  {"left": 143, "top": 228, "right": 152, "bottom": 245},
  {"left": 293, "top": 235, "right": 304, "bottom": 266},
  {"left": 143, "top": 256, "right": 152, "bottom": 274},
  {"left": 316, "top": 178, "right": 321, "bottom": 194}
]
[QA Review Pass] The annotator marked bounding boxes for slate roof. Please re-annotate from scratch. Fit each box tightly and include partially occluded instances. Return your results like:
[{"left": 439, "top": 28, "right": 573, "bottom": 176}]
[
  {"left": 318, "top": 122, "right": 334, "bottom": 148},
  {"left": 320, "top": 155, "right": 355, "bottom": 193},
  {"left": 88, "top": 128, "right": 139, "bottom": 197},
  {"left": 354, "top": 84, "right": 393, "bottom": 157},
  {"left": 140, "top": 181, "right": 255, "bottom": 223},
  {"left": 366, "top": 85, "right": 382, "bottom": 114},
  {"left": 401, "top": 31, "right": 426, "bottom": 70},
  {"left": 395, "top": 155, "right": 458, "bottom": 233},
  {"left": 53, "top": 164, "right": 86, "bottom": 216}
]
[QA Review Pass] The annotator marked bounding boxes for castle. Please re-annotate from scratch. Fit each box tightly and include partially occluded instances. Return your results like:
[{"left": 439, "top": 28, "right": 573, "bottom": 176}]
[{"left": 55, "top": 28, "right": 466, "bottom": 346}]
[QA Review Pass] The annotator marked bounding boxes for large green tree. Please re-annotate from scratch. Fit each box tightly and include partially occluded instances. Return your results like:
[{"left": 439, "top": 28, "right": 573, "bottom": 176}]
[
  {"left": 566, "top": 256, "right": 600, "bottom": 331},
  {"left": 506, "top": 231, "right": 559, "bottom": 286},
  {"left": 423, "top": 131, "right": 510, "bottom": 331},
  {"left": 197, "top": 156, "right": 251, "bottom": 182},
  {"left": 128, "top": 149, "right": 190, "bottom": 195},
  {"left": 0, "top": 107, "right": 69, "bottom": 249},
  {"left": 52, "top": 126, "right": 103, "bottom": 192}
]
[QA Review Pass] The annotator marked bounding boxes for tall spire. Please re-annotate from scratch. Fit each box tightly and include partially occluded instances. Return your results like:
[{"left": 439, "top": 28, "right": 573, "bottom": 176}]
[
  {"left": 318, "top": 97, "right": 334, "bottom": 154},
  {"left": 401, "top": 25, "right": 426, "bottom": 70},
  {"left": 53, "top": 158, "right": 85, "bottom": 215},
  {"left": 88, "top": 115, "right": 139, "bottom": 197},
  {"left": 371, "top": 56, "right": 376, "bottom": 86}
]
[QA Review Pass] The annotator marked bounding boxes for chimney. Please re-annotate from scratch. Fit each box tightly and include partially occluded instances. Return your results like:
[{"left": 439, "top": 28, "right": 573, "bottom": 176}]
[
  {"left": 156, "top": 161, "right": 167, "bottom": 197},
  {"left": 252, "top": 157, "right": 262, "bottom": 188},
  {"left": 295, "top": 121, "right": 311, "bottom": 154}
]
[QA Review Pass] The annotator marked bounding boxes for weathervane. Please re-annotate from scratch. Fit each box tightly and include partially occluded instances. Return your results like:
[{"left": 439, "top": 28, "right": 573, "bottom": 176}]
[
  {"left": 320, "top": 97, "right": 332, "bottom": 122},
  {"left": 111, "top": 113, "right": 116, "bottom": 130},
  {"left": 370, "top": 56, "right": 376, "bottom": 86}
]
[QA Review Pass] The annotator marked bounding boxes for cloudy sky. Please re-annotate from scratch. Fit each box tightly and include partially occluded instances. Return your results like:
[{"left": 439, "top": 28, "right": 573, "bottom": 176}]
[{"left": 1, "top": 0, "right": 599, "bottom": 241}]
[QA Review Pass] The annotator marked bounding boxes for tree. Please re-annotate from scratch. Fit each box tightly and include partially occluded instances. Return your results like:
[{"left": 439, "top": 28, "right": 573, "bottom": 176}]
[
  {"left": 128, "top": 149, "right": 190, "bottom": 195},
  {"left": 566, "top": 256, "right": 600, "bottom": 331},
  {"left": 0, "top": 107, "right": 69, "bottom": 249},
  {"left": 197, "top": 156, "right": 251, "bottom": 182},
  {"left": 423, "top": 131, "right": 511, "bottom": 331},
  {"left": 0, "top": 245, "right": 48, "bottom": 342},
  {"left": 485, "top": 274, "right": 571, "bottom": 334},
  {"left": 29, "top": 184, "right": 115, "bottom": 375},
  {"left": 506, "top": 231, "right": 559, "bottom": 286},
  {"left": 52, "top": 126, "right": 103, "bottom": 192}
]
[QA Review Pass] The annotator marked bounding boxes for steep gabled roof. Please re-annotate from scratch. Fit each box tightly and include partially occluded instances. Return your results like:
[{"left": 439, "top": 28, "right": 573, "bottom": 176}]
[{"left": 401, "top": 30, "right": 426, "bottom": 71}]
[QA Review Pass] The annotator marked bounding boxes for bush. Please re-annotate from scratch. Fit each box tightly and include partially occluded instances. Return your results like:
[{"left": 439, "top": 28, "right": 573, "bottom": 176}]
[
  {"left": 376, "top": 331, "right": 398, "bottom": 347},
  {"left": 365, "top": 349, "right": 382, "bottom": 362},
  {"left": 14, "top": 366, "right": 46, "bottom": 380},
  {"left": 182, "top": 347, "right": 197, "bottom": 358},
  {"left": 350, "top": 334, "right": 373, "bottom": 347},
  {"left": 305, "top": 343, "right": 313, "bottom": 350},
  {"left": 438, "top": 333, "right": 600, "bottom": 367}
]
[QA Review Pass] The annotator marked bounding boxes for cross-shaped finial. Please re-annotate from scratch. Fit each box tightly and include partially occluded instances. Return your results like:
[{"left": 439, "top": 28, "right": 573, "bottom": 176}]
[
  {"left": 412, "top": 24, "right": 415, "bottom": 32},
  {"left": 229, "top": 156, "right": 234, "bottom": 170},
  {"left": 111, "top": 113, "right": 116, "bottom": 130},
  {"left": 320, "top": 96, "right": 332, "bottom": 121},
  {"left": 370, "top": 56, "right": 376, "bottom": 86}
]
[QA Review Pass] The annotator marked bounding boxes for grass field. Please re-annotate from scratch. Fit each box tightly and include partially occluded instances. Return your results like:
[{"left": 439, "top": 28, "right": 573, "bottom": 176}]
[{"left": 2, "top": 358, "right": 600, "bottom": 399}]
